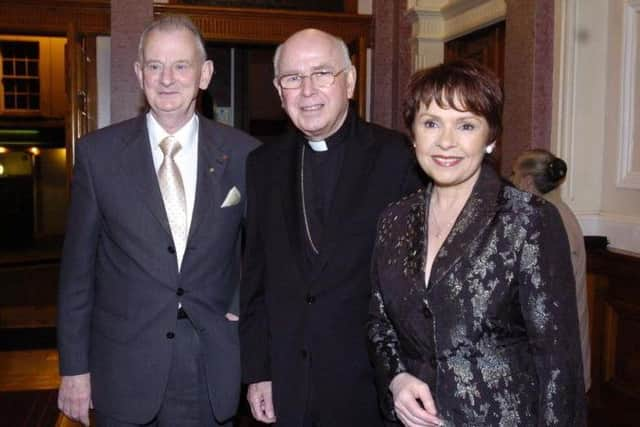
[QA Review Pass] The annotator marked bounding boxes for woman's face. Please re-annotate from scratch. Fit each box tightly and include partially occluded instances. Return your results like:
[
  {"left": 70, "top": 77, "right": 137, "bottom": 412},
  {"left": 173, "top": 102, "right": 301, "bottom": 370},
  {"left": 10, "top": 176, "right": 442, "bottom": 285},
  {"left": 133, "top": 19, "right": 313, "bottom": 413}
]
[{"left": 413, "top": 98, "right": 491, "bottom": 191}]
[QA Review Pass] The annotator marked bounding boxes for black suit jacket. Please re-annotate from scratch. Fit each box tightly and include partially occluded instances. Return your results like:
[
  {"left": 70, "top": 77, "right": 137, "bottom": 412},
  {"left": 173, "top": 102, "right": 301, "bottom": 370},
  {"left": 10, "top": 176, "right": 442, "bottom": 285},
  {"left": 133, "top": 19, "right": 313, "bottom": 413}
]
[
  {"left": 369, "top": 165, "right": 586, "bottom": 425},
  {"left": 240, "top": 114, "right": 423, "bottom": 427},
  {"left": 57, "top": 114, "right": 259, "bottom": 423}
]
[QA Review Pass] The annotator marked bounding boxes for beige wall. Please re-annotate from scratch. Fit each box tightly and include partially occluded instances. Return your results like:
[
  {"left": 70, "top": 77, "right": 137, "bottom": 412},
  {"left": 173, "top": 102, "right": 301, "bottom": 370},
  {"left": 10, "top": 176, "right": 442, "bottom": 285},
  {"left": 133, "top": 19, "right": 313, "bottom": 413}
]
[{"left": 553, "top": 0, "right": 640, "bottom": 252}]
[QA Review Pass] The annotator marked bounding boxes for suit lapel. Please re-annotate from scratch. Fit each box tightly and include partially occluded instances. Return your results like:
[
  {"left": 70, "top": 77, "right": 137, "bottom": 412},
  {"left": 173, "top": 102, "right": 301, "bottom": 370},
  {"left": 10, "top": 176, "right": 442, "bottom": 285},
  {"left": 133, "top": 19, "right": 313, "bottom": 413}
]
[
  {"left": 277, "top": 133, "right": 307, "bottom": 277},
  {"left": 428, "top": 165, "right": 503, "bottom": 290},
  {"left": 119, "top": 116, "right": 172, "bottom": 237},
  {"left": 188, "top": 116, "right": 229, "bottom": 242}
]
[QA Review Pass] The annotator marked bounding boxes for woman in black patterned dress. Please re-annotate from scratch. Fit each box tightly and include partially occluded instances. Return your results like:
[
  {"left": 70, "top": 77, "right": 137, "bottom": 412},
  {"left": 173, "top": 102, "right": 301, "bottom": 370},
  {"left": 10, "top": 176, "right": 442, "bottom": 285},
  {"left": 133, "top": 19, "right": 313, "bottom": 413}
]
[{"left": 368, "top": 60, "right": 586, "bottom": 427}]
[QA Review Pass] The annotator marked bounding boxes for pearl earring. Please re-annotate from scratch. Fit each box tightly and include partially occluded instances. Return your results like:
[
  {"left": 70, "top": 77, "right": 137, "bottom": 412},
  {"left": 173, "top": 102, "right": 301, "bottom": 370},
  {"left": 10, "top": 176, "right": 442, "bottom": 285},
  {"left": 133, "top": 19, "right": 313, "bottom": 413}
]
[{"left": 485, "top": 142, "right": 496, "bottom": 154}]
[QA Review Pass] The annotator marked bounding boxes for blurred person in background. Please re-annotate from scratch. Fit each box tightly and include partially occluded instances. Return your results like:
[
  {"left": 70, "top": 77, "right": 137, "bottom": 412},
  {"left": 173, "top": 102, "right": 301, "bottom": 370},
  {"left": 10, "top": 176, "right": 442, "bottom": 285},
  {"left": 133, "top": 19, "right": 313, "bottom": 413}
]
[{"left": 512, "top": 148, "right": 590, "bottom": 392}]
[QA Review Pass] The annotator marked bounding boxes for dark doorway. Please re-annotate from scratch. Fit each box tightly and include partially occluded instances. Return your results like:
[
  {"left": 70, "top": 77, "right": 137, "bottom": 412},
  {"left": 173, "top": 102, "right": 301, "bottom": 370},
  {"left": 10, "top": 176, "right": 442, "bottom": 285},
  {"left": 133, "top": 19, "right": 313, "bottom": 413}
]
[{"left": 201, "top": 43, "right": 289, "bottom": 144}]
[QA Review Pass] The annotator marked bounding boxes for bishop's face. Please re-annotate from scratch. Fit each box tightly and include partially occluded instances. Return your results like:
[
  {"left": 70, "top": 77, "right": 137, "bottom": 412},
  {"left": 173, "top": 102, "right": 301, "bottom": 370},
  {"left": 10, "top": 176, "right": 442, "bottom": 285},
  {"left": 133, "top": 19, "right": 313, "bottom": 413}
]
[{"left": 274, "top": 31, "right": 356, "bottom": 141}]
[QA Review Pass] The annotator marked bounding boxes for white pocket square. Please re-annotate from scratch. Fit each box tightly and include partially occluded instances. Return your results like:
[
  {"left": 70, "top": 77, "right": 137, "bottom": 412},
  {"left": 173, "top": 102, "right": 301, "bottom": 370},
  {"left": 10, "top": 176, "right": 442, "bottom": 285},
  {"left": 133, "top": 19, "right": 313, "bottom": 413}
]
[{"left": 221, "top": 186, "right": 241, "bottom": 208}]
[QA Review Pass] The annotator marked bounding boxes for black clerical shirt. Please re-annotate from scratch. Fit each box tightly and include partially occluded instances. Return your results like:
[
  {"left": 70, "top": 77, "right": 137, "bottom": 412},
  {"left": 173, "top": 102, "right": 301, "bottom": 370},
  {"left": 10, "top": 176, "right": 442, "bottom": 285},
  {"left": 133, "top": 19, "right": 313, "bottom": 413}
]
[{"left": 300, "top": 110, "right": 353, "bottom": 269}]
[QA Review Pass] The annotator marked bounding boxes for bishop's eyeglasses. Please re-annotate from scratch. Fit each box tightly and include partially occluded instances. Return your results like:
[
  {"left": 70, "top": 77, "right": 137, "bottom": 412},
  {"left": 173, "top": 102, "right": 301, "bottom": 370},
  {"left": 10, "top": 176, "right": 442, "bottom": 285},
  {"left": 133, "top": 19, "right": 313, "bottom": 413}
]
[{"left": 276, "top": 68, "right": 348, "bottom": 90}]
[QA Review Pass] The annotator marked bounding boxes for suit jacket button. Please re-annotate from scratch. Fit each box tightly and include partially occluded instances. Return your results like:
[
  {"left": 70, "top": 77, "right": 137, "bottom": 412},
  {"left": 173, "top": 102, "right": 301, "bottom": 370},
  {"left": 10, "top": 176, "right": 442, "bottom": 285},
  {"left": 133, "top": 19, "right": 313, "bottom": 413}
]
[
  {"left": 166, "top": 332, "right": 175, "bottom": 339},
  {"left": 300, "top": 349, "right": 308, "bottom": 359},
  {"left": 168, "top": 246, "right": 176, "bottom": 254},
  {"left": 306, "top": 294, "right": 316, "bottom": 304},
  {"left": 423, "top": 306, "right": 432, "bottom": 319},
  {"left": 176, "top": 288, "right": 184, "bottom": 296}
]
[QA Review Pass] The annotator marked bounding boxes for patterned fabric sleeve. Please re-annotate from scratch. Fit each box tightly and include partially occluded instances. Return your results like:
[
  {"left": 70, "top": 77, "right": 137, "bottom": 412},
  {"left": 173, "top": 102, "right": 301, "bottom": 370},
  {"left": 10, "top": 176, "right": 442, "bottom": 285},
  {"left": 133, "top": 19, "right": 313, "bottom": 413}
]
[
  {"left": 517, "top": 201, "right": 587, "bottom": 426},
  {"left": 367, "top": 220, "right": 407, "bottom": 420}
]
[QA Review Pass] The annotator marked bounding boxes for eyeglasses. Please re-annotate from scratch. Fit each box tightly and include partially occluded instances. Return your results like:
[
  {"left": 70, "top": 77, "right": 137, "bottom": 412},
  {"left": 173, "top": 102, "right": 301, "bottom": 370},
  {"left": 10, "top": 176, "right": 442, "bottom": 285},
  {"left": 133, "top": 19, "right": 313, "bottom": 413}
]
[{"left": 276, "top": 68, "right": 348, "bottom": 90}]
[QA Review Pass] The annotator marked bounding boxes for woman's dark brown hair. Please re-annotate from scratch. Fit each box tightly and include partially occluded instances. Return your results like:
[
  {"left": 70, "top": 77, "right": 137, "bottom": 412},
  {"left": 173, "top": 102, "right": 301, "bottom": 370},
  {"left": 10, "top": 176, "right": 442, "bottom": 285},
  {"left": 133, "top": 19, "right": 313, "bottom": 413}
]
[{"left": 403, "top": 59, "right": 503, "bottom": 143}]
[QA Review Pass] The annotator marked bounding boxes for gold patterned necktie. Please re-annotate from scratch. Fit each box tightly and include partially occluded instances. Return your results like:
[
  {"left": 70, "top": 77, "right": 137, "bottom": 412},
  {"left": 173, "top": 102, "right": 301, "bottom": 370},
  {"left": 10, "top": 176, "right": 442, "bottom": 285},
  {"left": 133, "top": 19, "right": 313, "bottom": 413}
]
[{"left": 158, "top": 136, "right": 187, "bottom": 269}]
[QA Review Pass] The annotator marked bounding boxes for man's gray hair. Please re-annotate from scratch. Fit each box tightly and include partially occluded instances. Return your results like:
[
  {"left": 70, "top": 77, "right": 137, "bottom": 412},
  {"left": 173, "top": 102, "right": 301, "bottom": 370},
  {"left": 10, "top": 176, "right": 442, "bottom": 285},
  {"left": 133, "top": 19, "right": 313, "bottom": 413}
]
[
  {"left": 273, "top": 31, "right": 352, "bottom": 76},
  {"left": 137, "top": 15, "right": 207, "bottom": 63}
]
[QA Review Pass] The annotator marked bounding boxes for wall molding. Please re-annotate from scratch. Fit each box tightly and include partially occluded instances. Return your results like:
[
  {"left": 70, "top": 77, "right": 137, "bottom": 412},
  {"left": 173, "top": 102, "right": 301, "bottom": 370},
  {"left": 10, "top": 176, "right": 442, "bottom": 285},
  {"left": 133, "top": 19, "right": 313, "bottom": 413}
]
[
  {"left": 409, "top": 0, "right": 505, "bottom": 40},
  {"left": 443, "top": 0, "right": 505, "bottom": 40},
  {"left": 617, "top": 0, "right": 640, "bottom": 189},
  {"left": 407, "top": 0, "right": 505, "bottom": 72},
  {"left": 554, "top": 0, "right": 579, "bottom": 202},
  {"left": 579, "top": 212, "right": 640, "bottom": 253}
]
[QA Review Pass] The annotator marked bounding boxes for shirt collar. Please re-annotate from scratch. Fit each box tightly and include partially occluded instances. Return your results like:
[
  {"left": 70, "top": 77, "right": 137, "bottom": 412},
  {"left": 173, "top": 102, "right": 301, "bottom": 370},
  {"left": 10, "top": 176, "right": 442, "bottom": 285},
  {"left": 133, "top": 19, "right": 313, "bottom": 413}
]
[
  {"left": 302, "top": 106, "right": 354, "bottom": 151},
  {"left": 307, "top": 140, "right": 328, "bottom": 152},
  {"left": 146, "top": 113, "right": 198, "bottom": 152}
]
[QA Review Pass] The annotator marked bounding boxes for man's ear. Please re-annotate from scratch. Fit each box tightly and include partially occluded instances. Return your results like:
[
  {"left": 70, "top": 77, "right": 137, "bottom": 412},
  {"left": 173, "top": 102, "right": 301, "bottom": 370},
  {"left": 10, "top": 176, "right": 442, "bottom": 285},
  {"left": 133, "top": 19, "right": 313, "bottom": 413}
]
[
  {"left": 134, "top": 61, "right": 144, "bottom": 90},
  {"left": 346, "top": 65, "right": 357, "bottom": 99},
  {"left": 199, "top": 60, "right": 214, "bottom": 90},
  {"left": 273, "top": 78, "right": 284, "bottom": 107}
]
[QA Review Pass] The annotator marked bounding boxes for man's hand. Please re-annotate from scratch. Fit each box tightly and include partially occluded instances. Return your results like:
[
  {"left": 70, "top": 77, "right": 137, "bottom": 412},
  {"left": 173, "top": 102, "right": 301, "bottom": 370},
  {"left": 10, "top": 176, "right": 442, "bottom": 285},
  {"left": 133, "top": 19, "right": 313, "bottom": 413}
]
[
  {"left": 247, "top": 381, "right": 276, "bottom": 424},
  {"left": 58, "top": 373, "right": 93, "bottom": 426},
  {"left": 389, "top": 372, "right": 443, "bottom": 427}
]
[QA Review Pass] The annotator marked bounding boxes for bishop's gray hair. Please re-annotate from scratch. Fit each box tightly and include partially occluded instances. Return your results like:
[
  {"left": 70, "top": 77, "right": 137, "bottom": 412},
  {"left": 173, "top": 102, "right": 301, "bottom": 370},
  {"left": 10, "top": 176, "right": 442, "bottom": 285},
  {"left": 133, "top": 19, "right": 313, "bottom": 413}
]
[{"left": 273, "top": 30, "right": 352, "bottom": 76}]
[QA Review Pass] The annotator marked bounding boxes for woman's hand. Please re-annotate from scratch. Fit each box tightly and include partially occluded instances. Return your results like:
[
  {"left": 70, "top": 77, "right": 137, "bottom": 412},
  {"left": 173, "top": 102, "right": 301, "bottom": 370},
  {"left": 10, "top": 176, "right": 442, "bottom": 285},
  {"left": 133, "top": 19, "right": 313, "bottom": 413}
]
[{"left": 389, "top": 372, "right": 443, "bottom": 427}]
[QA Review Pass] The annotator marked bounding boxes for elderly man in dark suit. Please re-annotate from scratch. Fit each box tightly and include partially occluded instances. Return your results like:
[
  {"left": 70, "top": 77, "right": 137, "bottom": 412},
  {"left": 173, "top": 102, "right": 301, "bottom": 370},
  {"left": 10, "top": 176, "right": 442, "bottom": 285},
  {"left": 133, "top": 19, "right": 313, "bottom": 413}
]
[
  {"left": 240, "top": 28, "right": 423, "bottom": 427},
  {"left": 56, "top": 15, "right": 259, "bottom": 427}
]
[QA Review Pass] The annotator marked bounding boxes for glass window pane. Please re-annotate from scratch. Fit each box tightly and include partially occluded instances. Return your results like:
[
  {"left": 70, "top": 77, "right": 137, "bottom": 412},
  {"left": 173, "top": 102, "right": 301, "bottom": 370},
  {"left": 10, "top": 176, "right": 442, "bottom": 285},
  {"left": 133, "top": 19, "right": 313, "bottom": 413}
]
[
  {"left": 2, "top": 43, "right": 15, "bottom": 58},
  {"left": 15, "top": 60, "right": 26, "bottom": 75},
  {"left": 5, "top": 95, "right": 15, "bottom": 109},
  {"left": 29, "top": 95, "right": 39, "bottom": 109},
  {"left": 16, "top": 79, "right": 27, "bottom": 92},
  {"left": 3, "top": 61, "right": 13, "bottom": 76},
  {"left": 3, "top": 79, "right": 15, "bottom": 92},
  {"left": 16, "top": 94, "right": 27, "bottom": 109},
  {"left": 28, "top": 79, "right": 39, "bottom": 93},
  {"left": 16, "top": 43, "right": 28, "bottom": 58},
  {"left": 27, "top": 43, "right": 38, "bottom": 58},
  {"left": 28, "top": 61, "right": 38, "bottom": 76}
]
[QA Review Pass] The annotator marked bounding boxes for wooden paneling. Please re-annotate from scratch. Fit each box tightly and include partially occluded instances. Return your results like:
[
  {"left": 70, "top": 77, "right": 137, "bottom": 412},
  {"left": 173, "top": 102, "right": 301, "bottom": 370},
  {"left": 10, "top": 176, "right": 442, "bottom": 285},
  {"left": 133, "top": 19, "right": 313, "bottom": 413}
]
[
  {"left": 170, "top": 0, "right": 347, "bottom": 12},
  {"left": 587, "top": 248, "right": 640, "bottom": 413},
  {"left": 0, "top": 349, "right": 59, "bottom": 391},
  {"left": 0, "top": 1, "right": 109, "bottom": 36},
  {"left": 445, "top": 21, "right": 505, "bottom": 82},
  {"left": 155, "top": 5, "right": 370, "bottom": 47}
]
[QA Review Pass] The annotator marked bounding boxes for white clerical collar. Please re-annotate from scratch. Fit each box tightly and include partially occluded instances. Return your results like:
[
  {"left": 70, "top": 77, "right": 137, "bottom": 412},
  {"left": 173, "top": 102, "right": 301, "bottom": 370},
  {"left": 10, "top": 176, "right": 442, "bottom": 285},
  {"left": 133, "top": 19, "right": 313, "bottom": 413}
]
[{"left": 307, "top": 139, "right": 328, "bottom": 152}]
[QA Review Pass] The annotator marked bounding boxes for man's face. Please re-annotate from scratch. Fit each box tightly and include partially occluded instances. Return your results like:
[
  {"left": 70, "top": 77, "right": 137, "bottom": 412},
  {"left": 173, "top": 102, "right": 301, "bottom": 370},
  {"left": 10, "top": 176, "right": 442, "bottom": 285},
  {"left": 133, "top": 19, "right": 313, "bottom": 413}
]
[
  {"left": 135, "top": 28, "right": 213, "bottom": 128},
  {"left": 274, "top": 32, "right": 356, "bottom": 141}
]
